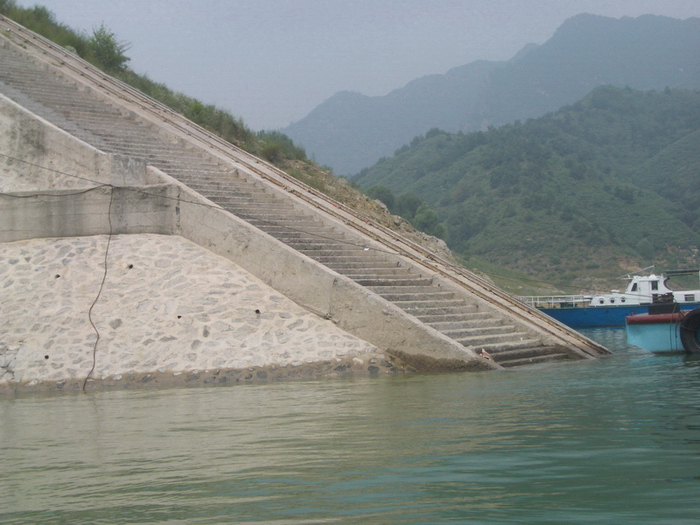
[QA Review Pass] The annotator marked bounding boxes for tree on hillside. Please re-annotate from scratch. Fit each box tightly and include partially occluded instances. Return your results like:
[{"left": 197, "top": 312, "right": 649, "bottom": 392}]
[
  {"left": 89, "top": 24, "right": 131, "bottom": 72},
  {"left": 396, "top": 193, "right": 423, "bottom": 219},
  {"left": 366, "top": 185, "right": 396, "bottom": 211},
  {"left": 413, "top": 203, "right": 446, "bottom": 239}
]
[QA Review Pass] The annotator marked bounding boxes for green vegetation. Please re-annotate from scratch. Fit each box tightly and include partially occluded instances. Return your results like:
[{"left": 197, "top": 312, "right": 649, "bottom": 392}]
[
  {"left": 365, "top": 185, "right": 446, "bottom": 239},
  {"left": 1, "top": 2, "right": 81, "bottom": 49},
  {"left": 355, "top": 86, "right": 700, "bottom": 290},
  {"left": 89, "top": 24, "right": 130, "bottom": 72}
]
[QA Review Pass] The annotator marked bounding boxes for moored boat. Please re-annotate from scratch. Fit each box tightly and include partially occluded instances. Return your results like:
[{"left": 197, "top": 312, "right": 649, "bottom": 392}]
[
  {"left": 519, "top": 269, "right": 700, "bottom": 328},
  {"left": 626, "top": 311, "right": 686, "bottom": 353},
  {"left": 626, "top": 306, "right": 700, "bottom": 354}
]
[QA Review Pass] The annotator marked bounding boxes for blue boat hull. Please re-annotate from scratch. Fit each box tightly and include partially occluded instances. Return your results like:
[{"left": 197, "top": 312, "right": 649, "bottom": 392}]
[{"left": 539, "top": 303, "right": 700, "bottom": 328}]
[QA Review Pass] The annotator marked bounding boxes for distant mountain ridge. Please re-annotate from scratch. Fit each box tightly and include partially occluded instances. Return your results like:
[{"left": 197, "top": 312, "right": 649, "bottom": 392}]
[
  {"left": 283, "top": 59, "right": 503, "bottom": 174},
  {"left": 283, "top": 14, "right": 700, "bottom": 175}
]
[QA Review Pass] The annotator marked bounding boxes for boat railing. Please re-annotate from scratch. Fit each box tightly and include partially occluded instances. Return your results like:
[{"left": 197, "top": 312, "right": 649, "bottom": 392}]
[{"left": 518, "top": 295, "right": 592, "bottom": 309}]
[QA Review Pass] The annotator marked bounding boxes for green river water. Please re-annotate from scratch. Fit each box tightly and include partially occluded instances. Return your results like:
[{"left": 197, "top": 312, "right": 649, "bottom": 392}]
[{"left": 2, "top": 328, "right": 699, "bottom": 524}]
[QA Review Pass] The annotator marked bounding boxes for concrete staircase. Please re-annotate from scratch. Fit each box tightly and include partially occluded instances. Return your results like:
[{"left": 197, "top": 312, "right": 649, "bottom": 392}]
[{"left": 0, "top": 18, "right": 606, "bottom": 369}]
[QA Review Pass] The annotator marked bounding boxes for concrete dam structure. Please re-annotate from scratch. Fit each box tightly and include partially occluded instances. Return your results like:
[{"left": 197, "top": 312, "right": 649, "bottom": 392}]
[{"left": 0, "top": 17, "right": 608, "bottom": 391}]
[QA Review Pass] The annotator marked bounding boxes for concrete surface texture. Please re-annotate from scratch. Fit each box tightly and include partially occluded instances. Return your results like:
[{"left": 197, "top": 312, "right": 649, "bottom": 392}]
[{"left": 0, "top": 234, "right": 397, "bottom": 392}]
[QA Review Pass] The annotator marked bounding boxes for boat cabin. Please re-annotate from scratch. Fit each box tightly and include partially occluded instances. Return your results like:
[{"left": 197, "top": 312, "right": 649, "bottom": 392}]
[{"left": 590, "top": 271, "right": 700, "bottom": 306}]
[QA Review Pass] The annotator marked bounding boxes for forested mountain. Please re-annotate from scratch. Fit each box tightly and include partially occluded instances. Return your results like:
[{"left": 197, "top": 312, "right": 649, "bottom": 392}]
[
  {"left": 284, "top": 14, "right": 700, "bottom": 175},
  {"left": 353, "top": 86, "right": 700, "bottom": 290}
]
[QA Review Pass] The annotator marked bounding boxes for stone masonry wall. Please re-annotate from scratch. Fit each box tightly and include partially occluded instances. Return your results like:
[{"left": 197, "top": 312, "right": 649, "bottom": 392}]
[{"left": 0, "top": 234, "right": 401, "bottom": 393}]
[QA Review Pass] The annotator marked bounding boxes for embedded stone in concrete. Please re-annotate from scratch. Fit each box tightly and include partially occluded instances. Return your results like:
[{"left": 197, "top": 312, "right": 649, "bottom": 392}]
[{"left": 0, "top": 233, "right": 392, "bottom": 391}]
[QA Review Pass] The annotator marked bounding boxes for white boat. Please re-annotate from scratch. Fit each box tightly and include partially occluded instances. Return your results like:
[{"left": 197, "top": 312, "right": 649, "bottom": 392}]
[{"left": 519, "top": 268, "right": 700, "bottom": 328}]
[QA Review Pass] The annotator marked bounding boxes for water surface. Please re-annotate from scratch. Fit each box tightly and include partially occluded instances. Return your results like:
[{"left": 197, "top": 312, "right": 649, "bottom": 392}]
[{"left": 2, "top": 328, "right": 700, "bottom": 523}]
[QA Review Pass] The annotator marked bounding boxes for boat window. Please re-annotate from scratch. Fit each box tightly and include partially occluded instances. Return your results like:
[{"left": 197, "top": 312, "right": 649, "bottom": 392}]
[
  {"left": 651, "top": 281, "right": 658, "bottom": 291},
  {"left": 599, "top": 299, "right": 605, "bottom": 304},
  {"left": 621, "top": 298, "right": 626, "bottom": 303},
  {"left": 610, "top": 299, "right": 615, "bottom": 303},
  {"left": 686, "top": 294, "right": 695, "bottom": 302},
  {"left": 631, "top": 283, "right": 638, "bottom": 292}
]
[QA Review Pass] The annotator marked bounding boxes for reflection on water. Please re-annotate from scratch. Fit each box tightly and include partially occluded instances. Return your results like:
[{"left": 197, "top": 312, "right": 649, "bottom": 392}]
[{"left": 2, "top": 328, "right": 700, "bottom": 523}]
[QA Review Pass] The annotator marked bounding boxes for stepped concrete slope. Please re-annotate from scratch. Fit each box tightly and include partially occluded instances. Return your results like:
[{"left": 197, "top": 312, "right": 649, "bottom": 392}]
[{"left": 0, "top": 16, "right": 608, "bottom": 372}]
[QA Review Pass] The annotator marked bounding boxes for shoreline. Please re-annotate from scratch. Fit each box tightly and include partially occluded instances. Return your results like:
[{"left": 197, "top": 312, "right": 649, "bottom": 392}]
[{"left": 0, "top": 353, "right": 415, "bottom": 396}]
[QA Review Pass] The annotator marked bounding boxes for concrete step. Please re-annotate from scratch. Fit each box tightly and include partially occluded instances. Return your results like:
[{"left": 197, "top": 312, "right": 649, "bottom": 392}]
[
  {"left": 215, "top": 195, "right": 294, "bottom": 205},
  {"left": 374, "top": 290, "right": 457, "bottom": 302},
  {"left": 299, "top": 253, "right": 374, "bottom": 263},
  {"left": 234, "top": 212, "right": 304, "bottom": 221},
  {"left": 314, "top": 255, "right": 393, "bottom": 264},
  {"left": 466, "top": 338, "right": 543, "bottom": 353},
  {"left": 410, "top": 310, "right": 491, "bottom": 322},
  {"left": 298, "top": 247, "right": 371, "bottom": 257},
  {"left": 485, "top": 345, "right": 556, "bottom": 361},
  {"left": 397, "top": 301, "right": 478, "bottom": 316},
  {"left": 42, "top": 103, "right": 120, "bottom": 116},
  {"left": 278, "top": 230, "right": 351, "bottom": 240},
  {"left": 168, "top": 172, "right": 239, "bottom": 183},
  {"left": 426, "top": 317, "right": 505, "bottom": 331},
  {"left": 355, "top": 277, "right": 433, "bottom": 287},
  {"left": 180, "top": 169, "right": 248, "bottom": 179},
  {"left": 227, "top": 205, "right": 300, "bottom": 216},
  {"left": 368, "top": 284, "right": 449, "bottom": 293},
  {"left": 286, "top": 239, "right": 364, "bottom": 249},
  {"left": 278, "top": 236, "right": 351, "bottom": 247},
  {"left": 186, "top": 186, "right": 261, "bottom": 198},
  {"left": 247, "top": 219, "right": 323, "bottom": 229},
  {"left": 264, "top": 227, "right": 338, "bottom": 237},
  {"left": 323, "top": 260, "right": 404, "bottom": 270},
  {"left": 177, "top": 172, "right": 246, "bottom": 182},
  {"left": 264, "top": 227, "right": 352, "bottom": 242},
  {"left": 143, "top": 155, "right": 222, "bottom": 166},
  {"left": 442, "top": 324, "right": 515, "bottom": 339},
  {"left": 221, "top": 193, "right": 280, "bottom": 205},
  {"left": 498, "top": 352, "right": 573, "bottom": 368},
  {"left": 177, "top": 183, "right": 250, "bottom": 195},
  {"left": 64, "top": 117, "right": 155, "bottom": 133},
  {"left": 457, "top": 331, "right": 535, "bottom": 347},
  {"left": 341, "top": 267, "right": 419, "bottom": 277}
]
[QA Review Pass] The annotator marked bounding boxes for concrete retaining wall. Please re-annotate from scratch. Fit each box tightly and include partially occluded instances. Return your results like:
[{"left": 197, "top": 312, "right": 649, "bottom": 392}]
[
  {"left": 0, "top": 94, "right": 158, "bottom": 190},
  {"left": 1, "top": 234, "right": 395, "bottom": 392},
  {"left": 0, "top": 185, "right": 176, "bottom": 243}
]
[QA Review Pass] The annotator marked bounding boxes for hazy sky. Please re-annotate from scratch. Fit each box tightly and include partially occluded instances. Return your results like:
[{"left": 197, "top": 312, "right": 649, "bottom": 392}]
[{"left": 14, "top": 0, "right": 700, "bottom": 130}]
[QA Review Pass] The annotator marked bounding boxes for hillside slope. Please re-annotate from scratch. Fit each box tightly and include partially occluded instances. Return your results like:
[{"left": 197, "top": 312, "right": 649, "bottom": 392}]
[
  {"left": 284, "top": 14, "right": 700, "bottom": 175},
  {"left": 354, "top": 87, "right": 700, "bottom": 289}
]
